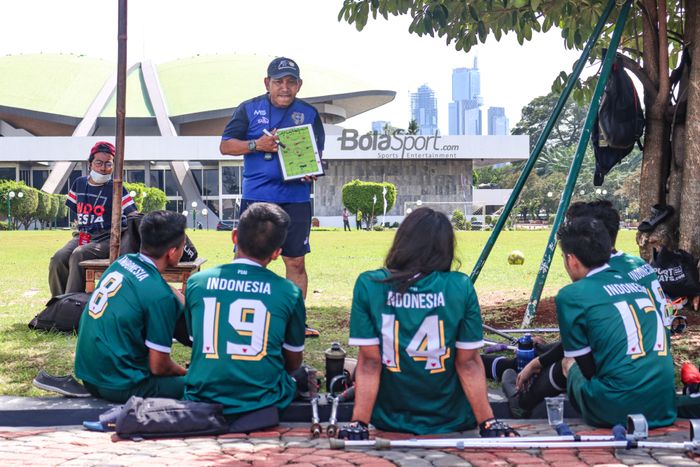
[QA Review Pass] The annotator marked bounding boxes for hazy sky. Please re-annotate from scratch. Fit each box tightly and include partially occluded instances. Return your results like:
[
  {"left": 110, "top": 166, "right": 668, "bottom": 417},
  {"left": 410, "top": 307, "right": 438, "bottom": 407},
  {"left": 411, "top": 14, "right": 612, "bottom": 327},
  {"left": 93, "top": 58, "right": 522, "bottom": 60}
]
[{"left": 0, "top": 0, "right": 584, "bottom": 134}]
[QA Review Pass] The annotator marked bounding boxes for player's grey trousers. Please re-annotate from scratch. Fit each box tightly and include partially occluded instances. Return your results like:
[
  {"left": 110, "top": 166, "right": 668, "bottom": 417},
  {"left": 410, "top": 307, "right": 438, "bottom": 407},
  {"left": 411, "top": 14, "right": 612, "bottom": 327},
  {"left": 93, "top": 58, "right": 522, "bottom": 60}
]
[{"left": 48, "top": 235, "right": 110, "bottom": 296}]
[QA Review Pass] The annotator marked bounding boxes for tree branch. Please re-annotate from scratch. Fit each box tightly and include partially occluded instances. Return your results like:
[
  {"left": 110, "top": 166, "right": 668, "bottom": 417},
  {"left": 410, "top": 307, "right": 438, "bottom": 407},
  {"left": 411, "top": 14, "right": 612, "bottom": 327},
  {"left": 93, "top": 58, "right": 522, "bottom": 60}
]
[
  {"left": 619, "top": 54, "right": 657, "bottom": 96},
  {"left": 656, "top": 0, "right": 671, "bottom": 106},
  {"left": 669, "top": 49, "right": 689, "bottom": 86}
]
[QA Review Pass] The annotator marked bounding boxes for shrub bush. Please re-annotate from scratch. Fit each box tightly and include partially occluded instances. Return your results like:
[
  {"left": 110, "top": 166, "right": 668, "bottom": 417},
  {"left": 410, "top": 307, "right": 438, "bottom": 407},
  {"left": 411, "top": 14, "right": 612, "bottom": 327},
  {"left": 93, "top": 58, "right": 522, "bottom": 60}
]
[
  {"left": 451, "top": 210, "right": 467, "bottom": 230},
  {"left": 342, "top": 180, "right": 397, "bottom": 228}
]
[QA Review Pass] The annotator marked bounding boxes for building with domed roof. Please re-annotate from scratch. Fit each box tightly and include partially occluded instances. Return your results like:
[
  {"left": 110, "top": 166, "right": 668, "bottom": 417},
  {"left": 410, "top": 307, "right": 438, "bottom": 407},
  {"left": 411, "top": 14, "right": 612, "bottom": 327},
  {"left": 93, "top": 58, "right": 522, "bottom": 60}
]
[{"left": 0, "top": 53, "right": 526, "bottom": 226}]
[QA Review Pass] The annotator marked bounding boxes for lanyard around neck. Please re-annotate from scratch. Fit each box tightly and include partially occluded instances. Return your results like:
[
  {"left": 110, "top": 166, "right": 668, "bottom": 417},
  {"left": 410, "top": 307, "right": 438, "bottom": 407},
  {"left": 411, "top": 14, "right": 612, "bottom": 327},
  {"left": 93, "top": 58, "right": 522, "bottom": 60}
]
[{"left": 267, "top": 97, "right": 293, "bottom": 130}]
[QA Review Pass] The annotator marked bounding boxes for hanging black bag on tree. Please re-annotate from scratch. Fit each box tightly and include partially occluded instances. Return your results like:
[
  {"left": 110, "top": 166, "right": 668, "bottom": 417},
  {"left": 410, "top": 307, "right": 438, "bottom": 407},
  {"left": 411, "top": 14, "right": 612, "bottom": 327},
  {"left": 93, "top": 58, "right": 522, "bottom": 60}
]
[{"left": 590, "top": 54, "right": 645, "bottom": 186}]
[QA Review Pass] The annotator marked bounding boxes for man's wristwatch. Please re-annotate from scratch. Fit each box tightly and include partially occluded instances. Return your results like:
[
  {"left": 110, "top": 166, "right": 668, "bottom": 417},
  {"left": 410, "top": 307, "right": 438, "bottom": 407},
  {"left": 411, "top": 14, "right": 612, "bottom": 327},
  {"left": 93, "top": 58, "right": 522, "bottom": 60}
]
[{"left": 247, "top": 140, "right": 257, "bottom": 152}]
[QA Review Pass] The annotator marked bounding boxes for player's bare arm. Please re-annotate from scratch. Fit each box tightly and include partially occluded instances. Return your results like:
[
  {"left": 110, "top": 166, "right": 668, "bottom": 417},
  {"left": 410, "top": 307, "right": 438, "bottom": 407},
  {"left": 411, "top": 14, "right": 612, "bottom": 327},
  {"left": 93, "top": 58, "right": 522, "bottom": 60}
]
[
  {"left": 283, "top": 349, "right": 303, "bottom": 374},
  {"left": 455, "top": 348, "right": 494, "bottom": 424},
  {"left": 149, "top": 349, "right": 186, "bottom": 377},
  {"left": 350, "top": 345, "right": 382, "bottom": 425}
]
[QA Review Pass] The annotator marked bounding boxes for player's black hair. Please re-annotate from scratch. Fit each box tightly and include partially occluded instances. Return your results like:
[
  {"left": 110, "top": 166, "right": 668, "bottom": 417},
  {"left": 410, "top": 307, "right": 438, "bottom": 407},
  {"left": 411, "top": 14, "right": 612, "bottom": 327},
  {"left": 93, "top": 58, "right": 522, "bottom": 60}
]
[
  {"left": 566, "top": 200, "right": 620, "bottom": 245},
  {"left": 139, "top": 210, "right": 187, "bottom": 259},
  {"left": 381, "top": 207, "right": 459, "bottom": 293},
  {"left": 557, "top": 216, "right": 612, "bottom": 269},
  {"left": 237, "top": 202, "right": 290, "bottom": 260}
]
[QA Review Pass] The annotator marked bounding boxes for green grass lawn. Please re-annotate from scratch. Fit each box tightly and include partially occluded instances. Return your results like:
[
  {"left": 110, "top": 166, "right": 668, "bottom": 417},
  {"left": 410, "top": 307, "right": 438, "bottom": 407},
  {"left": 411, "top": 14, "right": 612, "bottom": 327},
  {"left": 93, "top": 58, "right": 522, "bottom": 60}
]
[{"left": 0, "top": 228, "right": 642, "bottom": 396}]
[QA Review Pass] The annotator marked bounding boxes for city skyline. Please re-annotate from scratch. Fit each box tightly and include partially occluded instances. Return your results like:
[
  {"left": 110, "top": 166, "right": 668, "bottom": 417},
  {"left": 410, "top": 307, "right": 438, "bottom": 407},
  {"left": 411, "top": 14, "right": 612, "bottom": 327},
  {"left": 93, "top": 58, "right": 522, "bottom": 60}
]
[
  {"left": 410, "top": 84, "right": 439, "bottom": 135},
  {"left": 0, "top": 0, "right": 583, "bottom": 136},
  {"left": 449, "top": 58, "right": 483, "bottom": 135},
  {"left": 488, "top": 107, "right": 509, "bottom": 136}
]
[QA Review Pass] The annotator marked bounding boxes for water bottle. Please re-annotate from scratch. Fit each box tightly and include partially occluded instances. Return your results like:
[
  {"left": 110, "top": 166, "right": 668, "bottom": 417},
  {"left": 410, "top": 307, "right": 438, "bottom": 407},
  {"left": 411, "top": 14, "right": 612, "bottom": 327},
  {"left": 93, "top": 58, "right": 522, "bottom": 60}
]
[
  {"left": 324, "top": 342, "right": 346, "bottom": 392},
  {"left": 516, "top": 333, "right": 535, "bottom": 371}
]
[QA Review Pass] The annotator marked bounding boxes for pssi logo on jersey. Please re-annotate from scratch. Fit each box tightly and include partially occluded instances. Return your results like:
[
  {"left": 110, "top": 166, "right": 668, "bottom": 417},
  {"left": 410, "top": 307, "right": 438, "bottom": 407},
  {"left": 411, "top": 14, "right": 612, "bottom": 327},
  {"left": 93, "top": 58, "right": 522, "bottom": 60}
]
[
  {"left": 76, "top": 202, "right": 105, "bottom": 225},
  {"left": 292, "top": 112, "right": 305, "bottom": 125}
]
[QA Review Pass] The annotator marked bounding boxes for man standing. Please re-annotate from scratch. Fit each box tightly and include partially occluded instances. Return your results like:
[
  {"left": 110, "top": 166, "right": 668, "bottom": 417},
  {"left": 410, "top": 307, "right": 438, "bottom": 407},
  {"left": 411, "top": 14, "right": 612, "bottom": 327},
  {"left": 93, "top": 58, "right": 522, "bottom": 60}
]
[
  {"left": 74, "top": 211, "right": 188, "bottom": 403},
  {"left": 342, "top": 207, "right": 351, "bottom": 231},
  {"left": 49, "top": 141, "right": 136, "bottom": 296},
  {"left": 220, "top": 57, "right": 324, "bottom": 338},
  {"left": 555, "top": 217, "right": 676, "bottom": 428},
  {"left": 183, "top": 203, "right": 305, "bottom": 419}
]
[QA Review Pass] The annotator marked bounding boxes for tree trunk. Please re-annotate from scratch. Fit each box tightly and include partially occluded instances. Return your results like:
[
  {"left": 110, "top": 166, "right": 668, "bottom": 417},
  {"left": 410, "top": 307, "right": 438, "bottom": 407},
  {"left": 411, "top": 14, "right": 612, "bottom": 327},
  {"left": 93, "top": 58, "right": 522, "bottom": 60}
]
[{"left": 679, "top": 0, "right": 700, "bottom": 260}]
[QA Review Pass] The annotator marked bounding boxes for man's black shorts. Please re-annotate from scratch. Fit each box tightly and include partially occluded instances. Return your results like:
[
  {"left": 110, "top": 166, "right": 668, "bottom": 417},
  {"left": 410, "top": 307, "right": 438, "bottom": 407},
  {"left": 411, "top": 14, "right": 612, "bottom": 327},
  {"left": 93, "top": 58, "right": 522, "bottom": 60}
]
[{"left": 240, "top": 200, "right": 311, "bottom": 258}]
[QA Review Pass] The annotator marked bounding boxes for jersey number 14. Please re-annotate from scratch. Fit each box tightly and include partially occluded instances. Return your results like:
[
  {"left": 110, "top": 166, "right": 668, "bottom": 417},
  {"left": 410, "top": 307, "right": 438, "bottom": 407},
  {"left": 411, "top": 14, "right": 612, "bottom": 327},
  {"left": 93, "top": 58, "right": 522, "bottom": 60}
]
[{"left": 381, "top": 314, "right": 450, "bottom": 374}]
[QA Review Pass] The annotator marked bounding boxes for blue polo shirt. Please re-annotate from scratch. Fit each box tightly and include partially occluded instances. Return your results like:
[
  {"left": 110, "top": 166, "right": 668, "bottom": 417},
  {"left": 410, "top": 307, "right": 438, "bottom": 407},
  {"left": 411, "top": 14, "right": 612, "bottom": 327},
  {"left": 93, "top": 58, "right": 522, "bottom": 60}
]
[{"left": 221, "top": 94, "right": 325, "bottom": 203}]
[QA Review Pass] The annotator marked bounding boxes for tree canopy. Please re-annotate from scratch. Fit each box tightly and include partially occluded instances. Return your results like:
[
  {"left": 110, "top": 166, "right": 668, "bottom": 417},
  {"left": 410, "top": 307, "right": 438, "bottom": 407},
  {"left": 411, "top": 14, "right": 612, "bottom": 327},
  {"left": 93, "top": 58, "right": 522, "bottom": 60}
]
[{"left": 340, "top": 0, "right": 700, "bottom": 261}]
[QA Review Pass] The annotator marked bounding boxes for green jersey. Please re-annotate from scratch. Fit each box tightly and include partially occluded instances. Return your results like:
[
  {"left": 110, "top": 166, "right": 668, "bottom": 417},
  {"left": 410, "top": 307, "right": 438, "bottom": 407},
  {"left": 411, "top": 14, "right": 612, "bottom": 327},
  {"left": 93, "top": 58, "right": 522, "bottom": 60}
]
[
  {"left": 349, "top": 269, "right": 484, "bottom": 435},
  {"left": 556, "top": 264, "right": 676, "bottom": 428},
  {"left": 75, "top": 254, "right": 183, "bottom": 390},
  {"left": 183, "top": 259, "right": 306, "bottom": 415},
  {"left": 609, "top": 251, "right": 672, "bottom": 330}
]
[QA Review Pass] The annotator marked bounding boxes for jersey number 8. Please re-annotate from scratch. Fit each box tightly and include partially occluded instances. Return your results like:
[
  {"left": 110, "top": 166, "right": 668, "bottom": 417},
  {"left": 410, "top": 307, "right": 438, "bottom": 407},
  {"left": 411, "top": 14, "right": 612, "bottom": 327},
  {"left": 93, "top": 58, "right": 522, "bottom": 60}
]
[{"left": 88, "top": 271, "right": 124, "bottom": 319}]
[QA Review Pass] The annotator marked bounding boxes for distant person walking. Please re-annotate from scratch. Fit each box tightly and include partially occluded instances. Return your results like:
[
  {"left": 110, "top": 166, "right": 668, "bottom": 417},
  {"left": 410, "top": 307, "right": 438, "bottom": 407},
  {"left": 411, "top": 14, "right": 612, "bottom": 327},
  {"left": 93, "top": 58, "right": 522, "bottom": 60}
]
[
  {"left": 342, "top": 208, "right": 351, "bottom": 231},
  {"left": 356, "top": 210, "right": 362, "bottom": 230}
]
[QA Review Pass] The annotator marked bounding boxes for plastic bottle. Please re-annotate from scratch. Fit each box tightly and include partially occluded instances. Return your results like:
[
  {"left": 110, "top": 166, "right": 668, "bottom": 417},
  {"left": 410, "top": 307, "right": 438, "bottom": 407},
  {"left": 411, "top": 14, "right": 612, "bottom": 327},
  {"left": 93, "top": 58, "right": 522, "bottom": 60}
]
[
  {"left": 516, "top": 333, "right": 536, "bottom": 371},
  {"left": 324, "top": 342, "right": 346, "bottom": 392}
]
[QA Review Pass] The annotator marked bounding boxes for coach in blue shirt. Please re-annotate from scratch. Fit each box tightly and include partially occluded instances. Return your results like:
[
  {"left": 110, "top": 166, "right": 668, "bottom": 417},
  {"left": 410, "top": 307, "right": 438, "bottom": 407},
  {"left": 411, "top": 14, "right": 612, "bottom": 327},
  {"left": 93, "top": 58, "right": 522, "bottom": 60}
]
[{"left": 220, "top": 57, "right": 325, "bottom": 337}]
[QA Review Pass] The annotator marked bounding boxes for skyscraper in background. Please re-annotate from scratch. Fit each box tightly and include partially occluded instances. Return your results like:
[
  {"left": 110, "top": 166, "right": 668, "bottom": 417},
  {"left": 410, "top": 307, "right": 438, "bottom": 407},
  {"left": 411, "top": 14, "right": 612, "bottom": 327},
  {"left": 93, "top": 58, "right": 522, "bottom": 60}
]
[
  {"left": 371, "top": 120, "right": 390, "bottom": 134},
  {"left": 410, "top": 84, "right": 438, "bottom": 135},
  {"left": 449, "top": 57, "right": 482, "bottom": 135},
  {"left": 487, "top": 107, "right": 509, "bottom": 135}
]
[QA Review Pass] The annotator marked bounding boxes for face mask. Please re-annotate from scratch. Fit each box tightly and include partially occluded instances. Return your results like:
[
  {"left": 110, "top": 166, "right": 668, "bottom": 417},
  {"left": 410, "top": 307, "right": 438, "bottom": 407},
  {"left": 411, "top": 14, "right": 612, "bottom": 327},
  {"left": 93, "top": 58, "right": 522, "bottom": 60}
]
[{"left": 90, "top": 170, "right": 112, "bottom": 184}]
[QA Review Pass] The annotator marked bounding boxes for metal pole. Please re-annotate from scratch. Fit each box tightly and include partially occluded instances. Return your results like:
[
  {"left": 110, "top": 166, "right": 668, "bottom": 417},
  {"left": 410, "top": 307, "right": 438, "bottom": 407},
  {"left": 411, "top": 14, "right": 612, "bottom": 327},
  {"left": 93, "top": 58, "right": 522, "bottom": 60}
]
[
  {"left": 330, "top": 438, "right": 699, "bottom": 452},
  {"left": 109, "top": 0, "right": 128, "bottom": 263},
  {"left": 6, "top": 195, "right": 11, "bottom": 231},
  {"left": 522, "top": 0, "right": 633, "bottom": 327},
  {"left": 469, "top": 0, "right": 618, "bottom": 284}
]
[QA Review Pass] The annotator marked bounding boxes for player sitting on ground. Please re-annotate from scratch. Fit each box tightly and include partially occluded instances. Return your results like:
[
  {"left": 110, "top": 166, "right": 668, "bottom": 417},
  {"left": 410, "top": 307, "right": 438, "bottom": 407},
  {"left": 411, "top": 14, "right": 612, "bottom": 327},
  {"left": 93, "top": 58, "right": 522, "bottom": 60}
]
[
  {"left": 339, "top": 207, "right": 518, "bottom": 439},
  {"left": 74, "top": 211, "right": 188, "bottom": 402},
  {"left": 183, "top": 202, "right": 305, "bottom": 421},
  {"left": 504, "top": 200, "right": 673, "bottom": 417},
  {"left": 553, "top": 217, "right": 676, "bottom": 428}
]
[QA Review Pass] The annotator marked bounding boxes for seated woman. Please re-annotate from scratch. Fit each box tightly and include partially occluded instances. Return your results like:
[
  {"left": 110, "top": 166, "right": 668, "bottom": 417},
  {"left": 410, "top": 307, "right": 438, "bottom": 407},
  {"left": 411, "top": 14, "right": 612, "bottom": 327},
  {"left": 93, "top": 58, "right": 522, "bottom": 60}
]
[{"left": 339, "top": 207, "right": 517, "bottom": 439}]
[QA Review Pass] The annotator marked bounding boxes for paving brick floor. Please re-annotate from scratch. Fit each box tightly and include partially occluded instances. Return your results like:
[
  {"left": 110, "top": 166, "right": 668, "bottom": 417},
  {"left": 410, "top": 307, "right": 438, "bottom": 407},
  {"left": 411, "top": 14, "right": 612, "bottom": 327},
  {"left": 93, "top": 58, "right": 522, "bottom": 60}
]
[{"left": 1, "top": 419, "right": 700, "bottom": 466}]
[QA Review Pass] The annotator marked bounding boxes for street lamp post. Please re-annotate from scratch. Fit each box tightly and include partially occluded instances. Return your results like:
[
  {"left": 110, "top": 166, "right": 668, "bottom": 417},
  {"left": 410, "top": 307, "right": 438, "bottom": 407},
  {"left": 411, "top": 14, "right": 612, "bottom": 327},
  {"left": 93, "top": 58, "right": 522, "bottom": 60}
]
[
  {"left": 5, "top": 190, "right": 24, "bottom": 231},
  {"left": 201, "top": 208, "right": 209, "bottom": 230},
  {"left": 191, "top": 201, "right": 198, "bottom": 229}
]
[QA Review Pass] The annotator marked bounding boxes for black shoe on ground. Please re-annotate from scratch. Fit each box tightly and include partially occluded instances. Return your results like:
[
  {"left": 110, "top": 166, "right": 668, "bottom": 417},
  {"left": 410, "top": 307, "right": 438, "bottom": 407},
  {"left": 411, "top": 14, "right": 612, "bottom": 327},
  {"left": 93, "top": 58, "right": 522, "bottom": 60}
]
[
  {"left": 501, "top": 368, "right": 530, "bottom": 418},
  {"left": 32, "top": 369, "right": 91, "bottom": 398}
]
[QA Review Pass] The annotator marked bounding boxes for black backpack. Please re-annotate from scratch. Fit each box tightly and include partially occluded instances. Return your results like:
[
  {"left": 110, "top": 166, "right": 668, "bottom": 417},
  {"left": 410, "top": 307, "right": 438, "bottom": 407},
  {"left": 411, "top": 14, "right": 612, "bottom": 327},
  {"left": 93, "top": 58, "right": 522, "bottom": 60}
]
[
  {"left": 591, "top": 55, "right": 645, "bottom": 186},
  {"left": 650, "top": 247, "right": 700, "bottom": 298},
  {"left": 113, "top": 397, "right": 229, "bottom": 439},
  {"left": 28, "top": 293, "right": 90, "bottom": 333},
  {"left": 121, "top": 212, "right": 198, "bottom": 261}
]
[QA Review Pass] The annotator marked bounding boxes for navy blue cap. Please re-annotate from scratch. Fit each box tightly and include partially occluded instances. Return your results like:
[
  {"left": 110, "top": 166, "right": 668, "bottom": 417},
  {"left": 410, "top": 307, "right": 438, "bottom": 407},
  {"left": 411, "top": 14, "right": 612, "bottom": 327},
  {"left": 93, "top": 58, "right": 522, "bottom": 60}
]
[{"left": 267, "top": 57, "right": 300, "bottom": 79}]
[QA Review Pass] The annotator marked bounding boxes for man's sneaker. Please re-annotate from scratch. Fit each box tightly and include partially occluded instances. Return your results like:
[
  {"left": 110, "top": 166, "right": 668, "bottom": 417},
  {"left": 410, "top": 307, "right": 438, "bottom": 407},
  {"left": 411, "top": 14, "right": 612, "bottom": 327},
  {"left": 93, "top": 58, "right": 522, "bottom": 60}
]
[
  {"left": 501, "top": 368, "right": 530, "bottom": 418},
  {"left": 305, "top": 326, "right": 320, "bottom": 338},
  {"left": 32, "top": 369, "right": 91, "bottom": 398}
]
